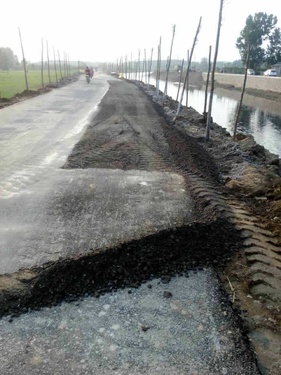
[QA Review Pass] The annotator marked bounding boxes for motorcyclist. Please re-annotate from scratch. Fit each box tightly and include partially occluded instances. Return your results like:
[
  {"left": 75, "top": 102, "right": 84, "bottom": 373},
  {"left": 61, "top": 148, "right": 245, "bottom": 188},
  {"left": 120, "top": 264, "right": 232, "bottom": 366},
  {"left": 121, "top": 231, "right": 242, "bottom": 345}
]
[{"left": 85, "top": 66, "right": 90, "bottom": 76}]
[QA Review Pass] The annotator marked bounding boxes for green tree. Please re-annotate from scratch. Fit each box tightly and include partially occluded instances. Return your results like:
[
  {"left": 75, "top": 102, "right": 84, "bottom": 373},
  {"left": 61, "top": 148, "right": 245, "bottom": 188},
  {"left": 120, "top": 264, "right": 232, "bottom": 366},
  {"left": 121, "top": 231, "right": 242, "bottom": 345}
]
[
  {"left": 236, "top": 12, "right": 277, "bottom": 69},
  {"left": 266, "top": 27, "right": 281, "bottom": 65},
  {"left": 0, "top": 47, "right": 19, "bottom": 70}
]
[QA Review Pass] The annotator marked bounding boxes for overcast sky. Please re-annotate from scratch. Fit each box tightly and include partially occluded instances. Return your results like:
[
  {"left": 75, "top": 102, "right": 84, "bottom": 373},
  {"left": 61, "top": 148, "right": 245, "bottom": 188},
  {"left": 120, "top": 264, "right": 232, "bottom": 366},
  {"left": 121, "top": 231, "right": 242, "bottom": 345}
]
[{"left": 1, "top": 0, "right": 281, "bottom": 64}]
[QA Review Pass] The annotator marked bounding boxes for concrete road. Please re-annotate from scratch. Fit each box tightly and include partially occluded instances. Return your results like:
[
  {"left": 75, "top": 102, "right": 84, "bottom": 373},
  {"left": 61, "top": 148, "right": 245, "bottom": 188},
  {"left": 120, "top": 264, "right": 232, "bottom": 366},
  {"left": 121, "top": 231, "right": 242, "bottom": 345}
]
[
  {"left": 0, "top": 270, "right": 259, "bottom": 375},
  {"left": 0, "top": 74, "right": 193, "bottom": 274},
  {"left": 0, "top": 75, "right": 109, "bottom": 195}
]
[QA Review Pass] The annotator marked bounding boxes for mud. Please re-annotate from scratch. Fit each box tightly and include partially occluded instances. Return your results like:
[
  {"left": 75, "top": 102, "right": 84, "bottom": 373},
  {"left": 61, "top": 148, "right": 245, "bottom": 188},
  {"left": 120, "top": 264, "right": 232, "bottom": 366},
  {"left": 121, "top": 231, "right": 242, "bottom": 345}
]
[{"left": 1, "top": 220, "right": 241, "bottom": 317}]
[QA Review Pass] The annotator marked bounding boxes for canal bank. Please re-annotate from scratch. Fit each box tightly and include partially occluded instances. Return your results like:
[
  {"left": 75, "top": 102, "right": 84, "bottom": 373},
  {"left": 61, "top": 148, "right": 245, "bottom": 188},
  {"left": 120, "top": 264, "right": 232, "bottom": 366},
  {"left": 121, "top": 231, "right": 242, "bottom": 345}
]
[
  {"left": 151, "top": 71, "right": 281, "bottom": 157},
  {"left": 203, "top": 72, "right": 281, "bottom": 94}
]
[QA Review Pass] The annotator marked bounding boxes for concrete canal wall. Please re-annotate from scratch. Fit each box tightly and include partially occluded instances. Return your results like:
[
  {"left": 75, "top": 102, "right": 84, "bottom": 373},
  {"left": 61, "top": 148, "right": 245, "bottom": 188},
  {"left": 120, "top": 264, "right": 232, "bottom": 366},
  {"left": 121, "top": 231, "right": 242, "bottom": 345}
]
[{"left": 202, "top": 72, "right": 281, "bottom": 93}]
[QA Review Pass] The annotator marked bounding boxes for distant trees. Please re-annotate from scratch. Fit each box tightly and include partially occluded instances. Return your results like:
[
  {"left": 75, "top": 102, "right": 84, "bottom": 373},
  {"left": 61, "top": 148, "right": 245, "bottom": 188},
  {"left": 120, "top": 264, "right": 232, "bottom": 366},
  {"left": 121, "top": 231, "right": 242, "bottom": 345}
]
[
  {"left": 198, "top": 57, "right": 209, "bottom": 72},
  {"left": 236, "top": 12, "right": 281, "bottom": 70},
  {"left": 0, "top": 47, "right": 19, "bottom": 70}
]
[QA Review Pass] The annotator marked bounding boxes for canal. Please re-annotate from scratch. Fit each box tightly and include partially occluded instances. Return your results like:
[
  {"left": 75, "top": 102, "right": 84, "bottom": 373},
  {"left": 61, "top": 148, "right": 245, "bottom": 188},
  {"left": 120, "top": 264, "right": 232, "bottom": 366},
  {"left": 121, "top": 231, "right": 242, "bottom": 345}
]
[{"left": 150, "top": 78, "right": 281, "bottom": 157}]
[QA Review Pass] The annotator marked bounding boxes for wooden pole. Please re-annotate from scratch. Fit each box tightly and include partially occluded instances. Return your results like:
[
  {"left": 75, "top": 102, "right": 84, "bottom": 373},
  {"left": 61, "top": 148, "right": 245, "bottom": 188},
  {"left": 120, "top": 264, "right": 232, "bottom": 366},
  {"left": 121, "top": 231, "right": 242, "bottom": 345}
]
[
  {"left": 58, "top": 50, "right": 63, "bottom": 79},
  {"left": 156, "top": 37, "right": 161, "bottom": 97},
  {"left": 203, "top": 45, "right": 212, "bottom": 119},
  {"left": 138, "top": 50, "right": 141, "bottom": 82},
  {"left": 68, "top": 54, "right": 71, "bottom": 75},
  {"left": 67, "top": 53, "right": 69, "bottom": 75},
  {"left": 176, "top": 59, "right": 184, "bottom": 102},
  {"left": 141, "top": 51, "right": 145, "bottom": 83},
  {"left": 41, "top": 38, "right": 44, "bottom": 89},
  {"left": 46, "top": 41, "right": 51, "bottom": 84},
  {"left": 125, "top": 55, "right": 128, "bottom": 79},
  {"left": 233, "top": 44, "right": 251, "bottom": 140},
  {"left": 185, "top": 49, "right": 190, "bottom": 107},
  {"left": 174, "top": 17, "right": 202, "bottom": 121},
  {"left": 144, "top": 49, "right": 147, "bottom": 84},
  {"left": 206, "top": 0, "right": 224, "bottom": 140},
  {"left": 147, "top": 48, "right": 153, "bottom": 89},
  {"left": 164, "top": 24, "right": 176, "bottom": 98},
  {"left": 18, "top": 27, "right": 29, "bottom": 91},
  {"left": 53, "top": 47, "right": 58, "bottom": 83},
  {"left": 64, "top": 52, "right": 67, "bottom": 76},
  {"left": 130, "top": 52, "right": 132, "bottom": 80}
]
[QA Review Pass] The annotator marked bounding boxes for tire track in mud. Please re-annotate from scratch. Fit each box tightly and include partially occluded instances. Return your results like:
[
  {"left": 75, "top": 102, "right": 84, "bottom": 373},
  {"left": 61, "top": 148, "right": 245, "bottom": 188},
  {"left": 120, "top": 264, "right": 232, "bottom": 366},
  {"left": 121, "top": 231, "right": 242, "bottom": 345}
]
[{"left": 228, "top": 201, "right": 281, "bottom": 304}]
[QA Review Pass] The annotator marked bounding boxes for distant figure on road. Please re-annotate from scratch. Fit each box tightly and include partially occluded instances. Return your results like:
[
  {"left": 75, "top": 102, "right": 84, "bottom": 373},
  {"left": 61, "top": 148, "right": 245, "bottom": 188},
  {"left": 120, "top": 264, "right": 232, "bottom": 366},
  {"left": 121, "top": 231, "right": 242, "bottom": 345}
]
[
  {"left": 90, "top": 67, "right": 94, "bottom": 78},
  {"left": 85, "top": 66, "right": 90, "bottom": 76}
]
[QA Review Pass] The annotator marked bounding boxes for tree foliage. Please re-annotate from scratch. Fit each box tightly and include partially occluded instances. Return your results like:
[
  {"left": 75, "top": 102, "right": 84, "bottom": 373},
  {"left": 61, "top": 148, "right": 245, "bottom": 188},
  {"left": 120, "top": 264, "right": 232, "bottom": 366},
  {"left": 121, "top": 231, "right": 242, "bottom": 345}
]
[
  {"left": 0, "top": 47, "right": 19, "bottom": 70},
  {"left": 266, "top": 27, "right": 281, "bottom": 65},
  {"left": 236, "top": 12, "right": 280, "bottom": 69}
]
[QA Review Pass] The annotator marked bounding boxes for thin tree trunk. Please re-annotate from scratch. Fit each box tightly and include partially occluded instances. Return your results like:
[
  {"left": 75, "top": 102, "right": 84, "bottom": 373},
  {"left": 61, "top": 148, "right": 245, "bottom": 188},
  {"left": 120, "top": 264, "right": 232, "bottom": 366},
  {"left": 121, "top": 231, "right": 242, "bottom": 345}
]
[
  {"left": 41, "top": 38, "right": 44, "bottom": 89},
  {"left": 53, "top": 47, "right": 58, "bottom": 82},
  {"left": 63, "top": 52, "right": 66, "bottom": 77},
  {"left": 164, "top": 25, "right": 176, "bottom": 98},
  {"left": 18, "top": 27, "right": 29, "bottom": 90},
  {"left": 46, "top": 41, "right": 51, "bottom": 84},
  {"left": 156, "top": 37, "right": 161, "bottom": 97},
  {"left": 141, "top": 51, "right": 145, "bottom": 83},
  {"left": 174, "top": 17, "right": 202, "bottom": 121},
  {"left": 144, "top": 49, "right": 147, "bottom": 84},
  {"left": 185, "top": 50, "right": 190, "bottom": 107},
  {"left": 206, "top": 0, "right": 224, "bottom": 140},
  {"left": 203, "top": 45, "right": 212, "bottom": 119},
  {"left": 176, "top": 59, "right": 184, "bottom": 102},
  {"left": 147, "top": 48, "right": 153, "bottom": 89},
  {"left": 66, "top": 53, "right": 71, "bottom": 76},
  {"left": 233, "top": 44, "right": 251, "bottom": 140},
  {"left": 58, "top": 50, "right": 63, "bottom": 79},
  {"left": 125, "top": 55, "right": 128, "bottom": 79},
  {"left": 138, "top": 50, "right": 141, "bottom": 83},
  {"left": 130, "top": 53, "right": 132, "bottom": 80}
]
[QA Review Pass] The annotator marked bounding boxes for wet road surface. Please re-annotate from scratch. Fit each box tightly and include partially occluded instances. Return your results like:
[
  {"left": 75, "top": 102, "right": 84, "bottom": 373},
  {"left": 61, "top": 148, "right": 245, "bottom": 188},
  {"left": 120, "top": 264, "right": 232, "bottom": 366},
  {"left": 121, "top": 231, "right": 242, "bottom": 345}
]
[{"left": 0, "top": 74, "right": 193, "bottom": 274}]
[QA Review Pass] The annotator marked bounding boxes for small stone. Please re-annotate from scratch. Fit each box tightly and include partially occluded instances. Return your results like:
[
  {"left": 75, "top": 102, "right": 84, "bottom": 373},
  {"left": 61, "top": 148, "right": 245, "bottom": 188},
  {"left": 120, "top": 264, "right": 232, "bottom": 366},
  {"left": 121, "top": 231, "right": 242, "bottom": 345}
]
[
  {"left": 161, "top": 276, "right": 171, "bottom": 284},
  {"left": 141, "top": 325, "right": 150, "bottom": 332},
  {"left": 163, "top": 291, "right": 173, "bottom": 298}
]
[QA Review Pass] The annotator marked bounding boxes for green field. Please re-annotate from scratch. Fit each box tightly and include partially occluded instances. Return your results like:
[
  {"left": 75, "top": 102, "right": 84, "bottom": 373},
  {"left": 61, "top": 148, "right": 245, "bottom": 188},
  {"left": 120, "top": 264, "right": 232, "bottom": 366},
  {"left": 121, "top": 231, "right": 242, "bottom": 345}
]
[{"left": 0, "top": 69, "right": 78, "bottom": 99}]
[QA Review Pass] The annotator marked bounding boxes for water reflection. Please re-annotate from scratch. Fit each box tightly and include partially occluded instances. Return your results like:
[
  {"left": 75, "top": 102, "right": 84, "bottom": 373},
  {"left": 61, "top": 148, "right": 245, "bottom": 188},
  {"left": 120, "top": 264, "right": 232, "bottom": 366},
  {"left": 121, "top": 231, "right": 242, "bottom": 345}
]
[{"left": 150, "top": 78, "right": 281, "bottom": 156}]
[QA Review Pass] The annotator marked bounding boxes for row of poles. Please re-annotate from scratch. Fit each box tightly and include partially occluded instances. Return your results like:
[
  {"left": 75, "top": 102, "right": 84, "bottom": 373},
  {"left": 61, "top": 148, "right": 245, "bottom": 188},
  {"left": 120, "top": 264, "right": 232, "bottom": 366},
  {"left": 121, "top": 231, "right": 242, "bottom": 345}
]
[
  {"left": 18, "top": 27, "right": 77, "bottom": 91},
  {"left": 111, "top": 0, "right": 244, "bottom": 141},
  {"left": 19, "top": 0, "right": 244, "bottom": 140}
]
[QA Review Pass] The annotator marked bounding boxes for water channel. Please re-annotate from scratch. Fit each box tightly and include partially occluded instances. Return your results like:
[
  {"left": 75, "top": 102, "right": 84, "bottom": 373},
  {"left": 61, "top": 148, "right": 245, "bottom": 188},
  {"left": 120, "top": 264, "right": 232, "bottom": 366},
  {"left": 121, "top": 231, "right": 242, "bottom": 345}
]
[{"left": 148, "top": 78, "right": 281, "bottom": 157}]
